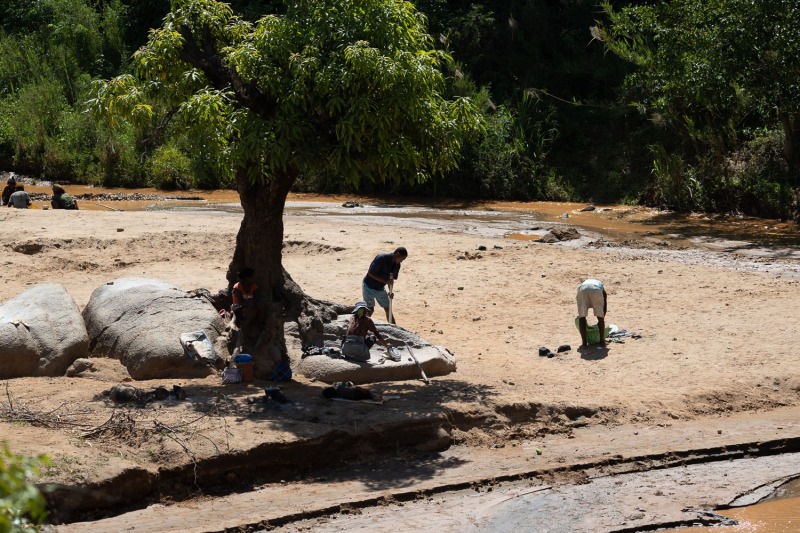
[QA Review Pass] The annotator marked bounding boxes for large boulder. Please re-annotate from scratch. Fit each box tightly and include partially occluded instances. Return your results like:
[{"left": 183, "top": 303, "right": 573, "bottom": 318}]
[
  {"left": 82, "top": 278, "right": 225, "bottom": 379},
  {"left": 0, "top": 284, "right": 88, "bottom": 378},
  {"left": 291, "top": 316, "right": 456, "bottom": 384}
]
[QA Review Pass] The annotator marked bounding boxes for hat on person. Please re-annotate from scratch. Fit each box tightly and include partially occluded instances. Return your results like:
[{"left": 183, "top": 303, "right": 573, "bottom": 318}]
[{"left": 353, "top": 301, "right": 369, "bottom": 313}]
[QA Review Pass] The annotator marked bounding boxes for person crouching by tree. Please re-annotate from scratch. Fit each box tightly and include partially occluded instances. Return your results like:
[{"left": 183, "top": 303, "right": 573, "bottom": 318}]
[
  {"left": 231, "top": 267, "right": 263, "bottom": 350},
  {"left": 51, "top": 185, "right": 78, "bottom": 210},
  {"left": 341, "top": 301, "right": 394, "bottom": 361}
]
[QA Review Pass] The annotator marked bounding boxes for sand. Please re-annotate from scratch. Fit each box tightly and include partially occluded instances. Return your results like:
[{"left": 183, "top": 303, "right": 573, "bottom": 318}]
[{"left": 0, "top": 193, "right": 798, "bottom": 529}]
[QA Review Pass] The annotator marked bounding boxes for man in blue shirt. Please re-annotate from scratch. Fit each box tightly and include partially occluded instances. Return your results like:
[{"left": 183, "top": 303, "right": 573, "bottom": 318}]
[{"left": 362, "top": 247, "right": 408, "bottom": 324}]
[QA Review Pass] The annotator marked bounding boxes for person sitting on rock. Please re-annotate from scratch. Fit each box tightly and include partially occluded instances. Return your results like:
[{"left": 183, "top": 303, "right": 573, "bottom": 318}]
[
  {"left": 7, "top": 184, "right": 31, "bottom": 209},
  {"left": 50, "top": 184, "right": 79, "bottom": 210},
  {"left": 341, "top": 300, "right": 394, "bottom": 361}
]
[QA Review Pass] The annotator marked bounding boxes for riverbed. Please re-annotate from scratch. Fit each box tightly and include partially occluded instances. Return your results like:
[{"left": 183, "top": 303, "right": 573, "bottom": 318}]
[{"left": 3, "top": 178, "right": 800, "bottom": 532}]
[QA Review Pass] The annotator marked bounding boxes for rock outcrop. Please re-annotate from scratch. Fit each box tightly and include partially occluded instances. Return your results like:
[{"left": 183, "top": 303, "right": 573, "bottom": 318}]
[
  {"left": 83, "top": 278, "right": 224, "bottom": 379},
  {"left": 0, "top": 284, "right": 88, "bottom": 378},
  {"left": 291, "top": 316, "right": 456, "bottom": 384}
]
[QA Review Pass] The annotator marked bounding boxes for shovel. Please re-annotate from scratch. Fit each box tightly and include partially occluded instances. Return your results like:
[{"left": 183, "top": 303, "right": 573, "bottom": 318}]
[
  {"left": 406, "top": 344, "right": 429, "bottom": 384},
  {"left": 387, "top": 274, "right": 394, "bottom": 324}
]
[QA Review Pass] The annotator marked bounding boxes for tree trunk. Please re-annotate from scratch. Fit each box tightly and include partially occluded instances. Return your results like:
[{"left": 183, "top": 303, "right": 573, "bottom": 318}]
[
  {"left": 226, "top": 166, "right": 345, "bottom": 378},
  {"left": 779, "top": 108, "right": 800, "bottom": 182}
]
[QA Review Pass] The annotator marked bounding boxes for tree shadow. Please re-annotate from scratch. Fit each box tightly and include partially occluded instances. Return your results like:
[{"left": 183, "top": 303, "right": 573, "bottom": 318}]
[
  {"left": 332, "top": 453, "right": 470, "bottom": 492},
  {"left": 100, "top": 377, "right": 500, "bottom": 493}
]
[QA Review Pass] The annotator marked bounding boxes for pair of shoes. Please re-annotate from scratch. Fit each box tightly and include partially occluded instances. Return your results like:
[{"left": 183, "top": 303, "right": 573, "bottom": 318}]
[{"left": 386, "top": 347, "right": 402, "bottom": 362}]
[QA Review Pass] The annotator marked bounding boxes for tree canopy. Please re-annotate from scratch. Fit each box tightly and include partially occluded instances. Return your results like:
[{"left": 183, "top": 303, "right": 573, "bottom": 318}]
[
  {"left": 90, "top": 0, "right": 485, "bottom": 368},
  {"left": 92, "top": 0, "right": 483, "bottom": 189}
]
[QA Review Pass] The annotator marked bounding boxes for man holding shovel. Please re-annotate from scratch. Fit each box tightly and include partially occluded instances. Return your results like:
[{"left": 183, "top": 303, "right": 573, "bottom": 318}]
[{"left": 362, "top": 247, "right": 407, "bottom": 325}]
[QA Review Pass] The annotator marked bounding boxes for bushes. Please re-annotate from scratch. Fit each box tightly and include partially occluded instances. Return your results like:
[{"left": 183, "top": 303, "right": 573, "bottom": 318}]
[
  {"left": 0, "top": 444, "right": 48, "bottom": 533},
  {"left": 426, "top": 102, "right": 571, "bottom": 201},
  {"left": 147, "top": 143, "right": 193, "bottom": 190},
  {"left": 728, "top": 130, "right": 795, "bottom": 218},
  {"left": 639, "top": 129, "right": 796, "bottom": 219}
]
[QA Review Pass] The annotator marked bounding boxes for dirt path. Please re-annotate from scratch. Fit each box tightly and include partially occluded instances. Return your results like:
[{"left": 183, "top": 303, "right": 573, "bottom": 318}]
[{"left": 0, "top": 191, "right": 798, "bottom": 530}]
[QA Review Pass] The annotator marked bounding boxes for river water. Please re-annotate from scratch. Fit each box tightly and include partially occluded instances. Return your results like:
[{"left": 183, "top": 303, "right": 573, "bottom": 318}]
[
  {"left": 660, "top": 481, "right": 800, "bottom": 533},
  {"left": 23, "top": 182, "right": 800, "bottom": 259}
]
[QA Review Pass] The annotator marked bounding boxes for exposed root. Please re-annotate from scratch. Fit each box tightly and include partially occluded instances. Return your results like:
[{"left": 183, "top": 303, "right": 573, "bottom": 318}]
[{"left": 1, "top": 382, "right": 88, "bottom": 430}]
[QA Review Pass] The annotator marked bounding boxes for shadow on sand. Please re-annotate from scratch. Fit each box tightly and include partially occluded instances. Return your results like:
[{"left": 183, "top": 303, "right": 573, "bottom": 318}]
[{"left": 578, "top": 345, "right": 608, "bottom": 361}]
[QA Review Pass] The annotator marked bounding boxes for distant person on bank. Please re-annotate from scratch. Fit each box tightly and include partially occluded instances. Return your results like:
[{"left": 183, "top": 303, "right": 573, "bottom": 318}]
[
  {"left": 50, "top": 185, "right": 79, "bottom": 210},
  {"left": 362, "top": 247, "right": 407, "bottom": 324},
  {"left": 7, "top": 184, "right": 31, "bottom": 209},
  {"left": 2, "top": 177, "right": 16, "bottom": 206},
  {"left": 576, "top": 278, "right": 608, "bottom": 348}
]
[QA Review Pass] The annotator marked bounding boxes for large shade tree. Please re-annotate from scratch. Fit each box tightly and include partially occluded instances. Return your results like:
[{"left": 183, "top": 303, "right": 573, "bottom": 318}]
[{"left": 91, "top": 0, "right": 482, "bottom": 373}]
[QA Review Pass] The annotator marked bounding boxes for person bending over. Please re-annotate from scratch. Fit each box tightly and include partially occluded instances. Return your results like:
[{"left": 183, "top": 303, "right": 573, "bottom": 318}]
[
  {"left": 576, "top": 278, "right": 608, "bottom": 348},
  {"left": 51, "top": 185, "right": 78, "bottom": 210}
]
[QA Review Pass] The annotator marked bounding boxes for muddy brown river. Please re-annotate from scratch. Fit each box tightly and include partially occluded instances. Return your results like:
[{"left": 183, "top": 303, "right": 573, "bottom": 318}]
[{"left": 23, "top": 182, "right": 800, "bottom": 259}]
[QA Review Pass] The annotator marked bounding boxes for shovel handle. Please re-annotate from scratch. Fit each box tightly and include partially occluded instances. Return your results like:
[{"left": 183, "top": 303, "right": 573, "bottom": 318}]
[
  {"left": 387, "top": 274, "right": 394, "bottom": 324},
  {"left": 406, "top": 345, "right": 429, "bottom": 384}
]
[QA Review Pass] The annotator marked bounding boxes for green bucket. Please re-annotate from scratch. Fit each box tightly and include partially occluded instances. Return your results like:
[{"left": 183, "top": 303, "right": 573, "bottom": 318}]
[{"left": 575, "top": 317, "right": 611, "bottom": 345}]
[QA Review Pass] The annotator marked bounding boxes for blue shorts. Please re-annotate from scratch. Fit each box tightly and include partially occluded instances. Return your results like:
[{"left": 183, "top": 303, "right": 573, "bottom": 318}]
[{"left": 362, "top": 281, "right": 390, "bottom": 309}]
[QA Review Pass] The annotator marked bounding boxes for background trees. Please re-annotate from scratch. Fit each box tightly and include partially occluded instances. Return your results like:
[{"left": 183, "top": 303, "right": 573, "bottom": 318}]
[
  {"left": 0, "top": 0, "right": 797, "bottom": 219},
  {"left": 599, "top": 0, "right": 800, "bottom": 216},
  {"left": 0, "top": 0, "right": 129, "bottom": 181}
]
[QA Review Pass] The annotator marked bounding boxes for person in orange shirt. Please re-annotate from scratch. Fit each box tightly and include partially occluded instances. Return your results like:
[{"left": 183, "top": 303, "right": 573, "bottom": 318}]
[{"left": 231, "top": 267, "right": 263, "bottom": 331}]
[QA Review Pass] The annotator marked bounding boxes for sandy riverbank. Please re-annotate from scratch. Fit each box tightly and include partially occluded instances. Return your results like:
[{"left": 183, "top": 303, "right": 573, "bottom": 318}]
[{"left": 0, "top": 195, "right": 798, "bottom": 530}]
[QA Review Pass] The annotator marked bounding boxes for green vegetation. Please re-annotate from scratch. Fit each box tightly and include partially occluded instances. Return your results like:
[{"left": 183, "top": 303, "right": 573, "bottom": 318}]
[
  {"left": 598, "top": 0, "right": 800, "bottom": 217},
  {"left": 0, "top": 444, "right": 48, "bottom": 533},
  {"left": 0, "top": 0, "right": 797, "bottom": 219}
]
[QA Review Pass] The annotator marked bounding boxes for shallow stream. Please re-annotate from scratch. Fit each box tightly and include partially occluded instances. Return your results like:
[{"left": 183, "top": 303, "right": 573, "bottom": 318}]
[{"left": 22, "top": 182, "right": 800, "bottom": 262}]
